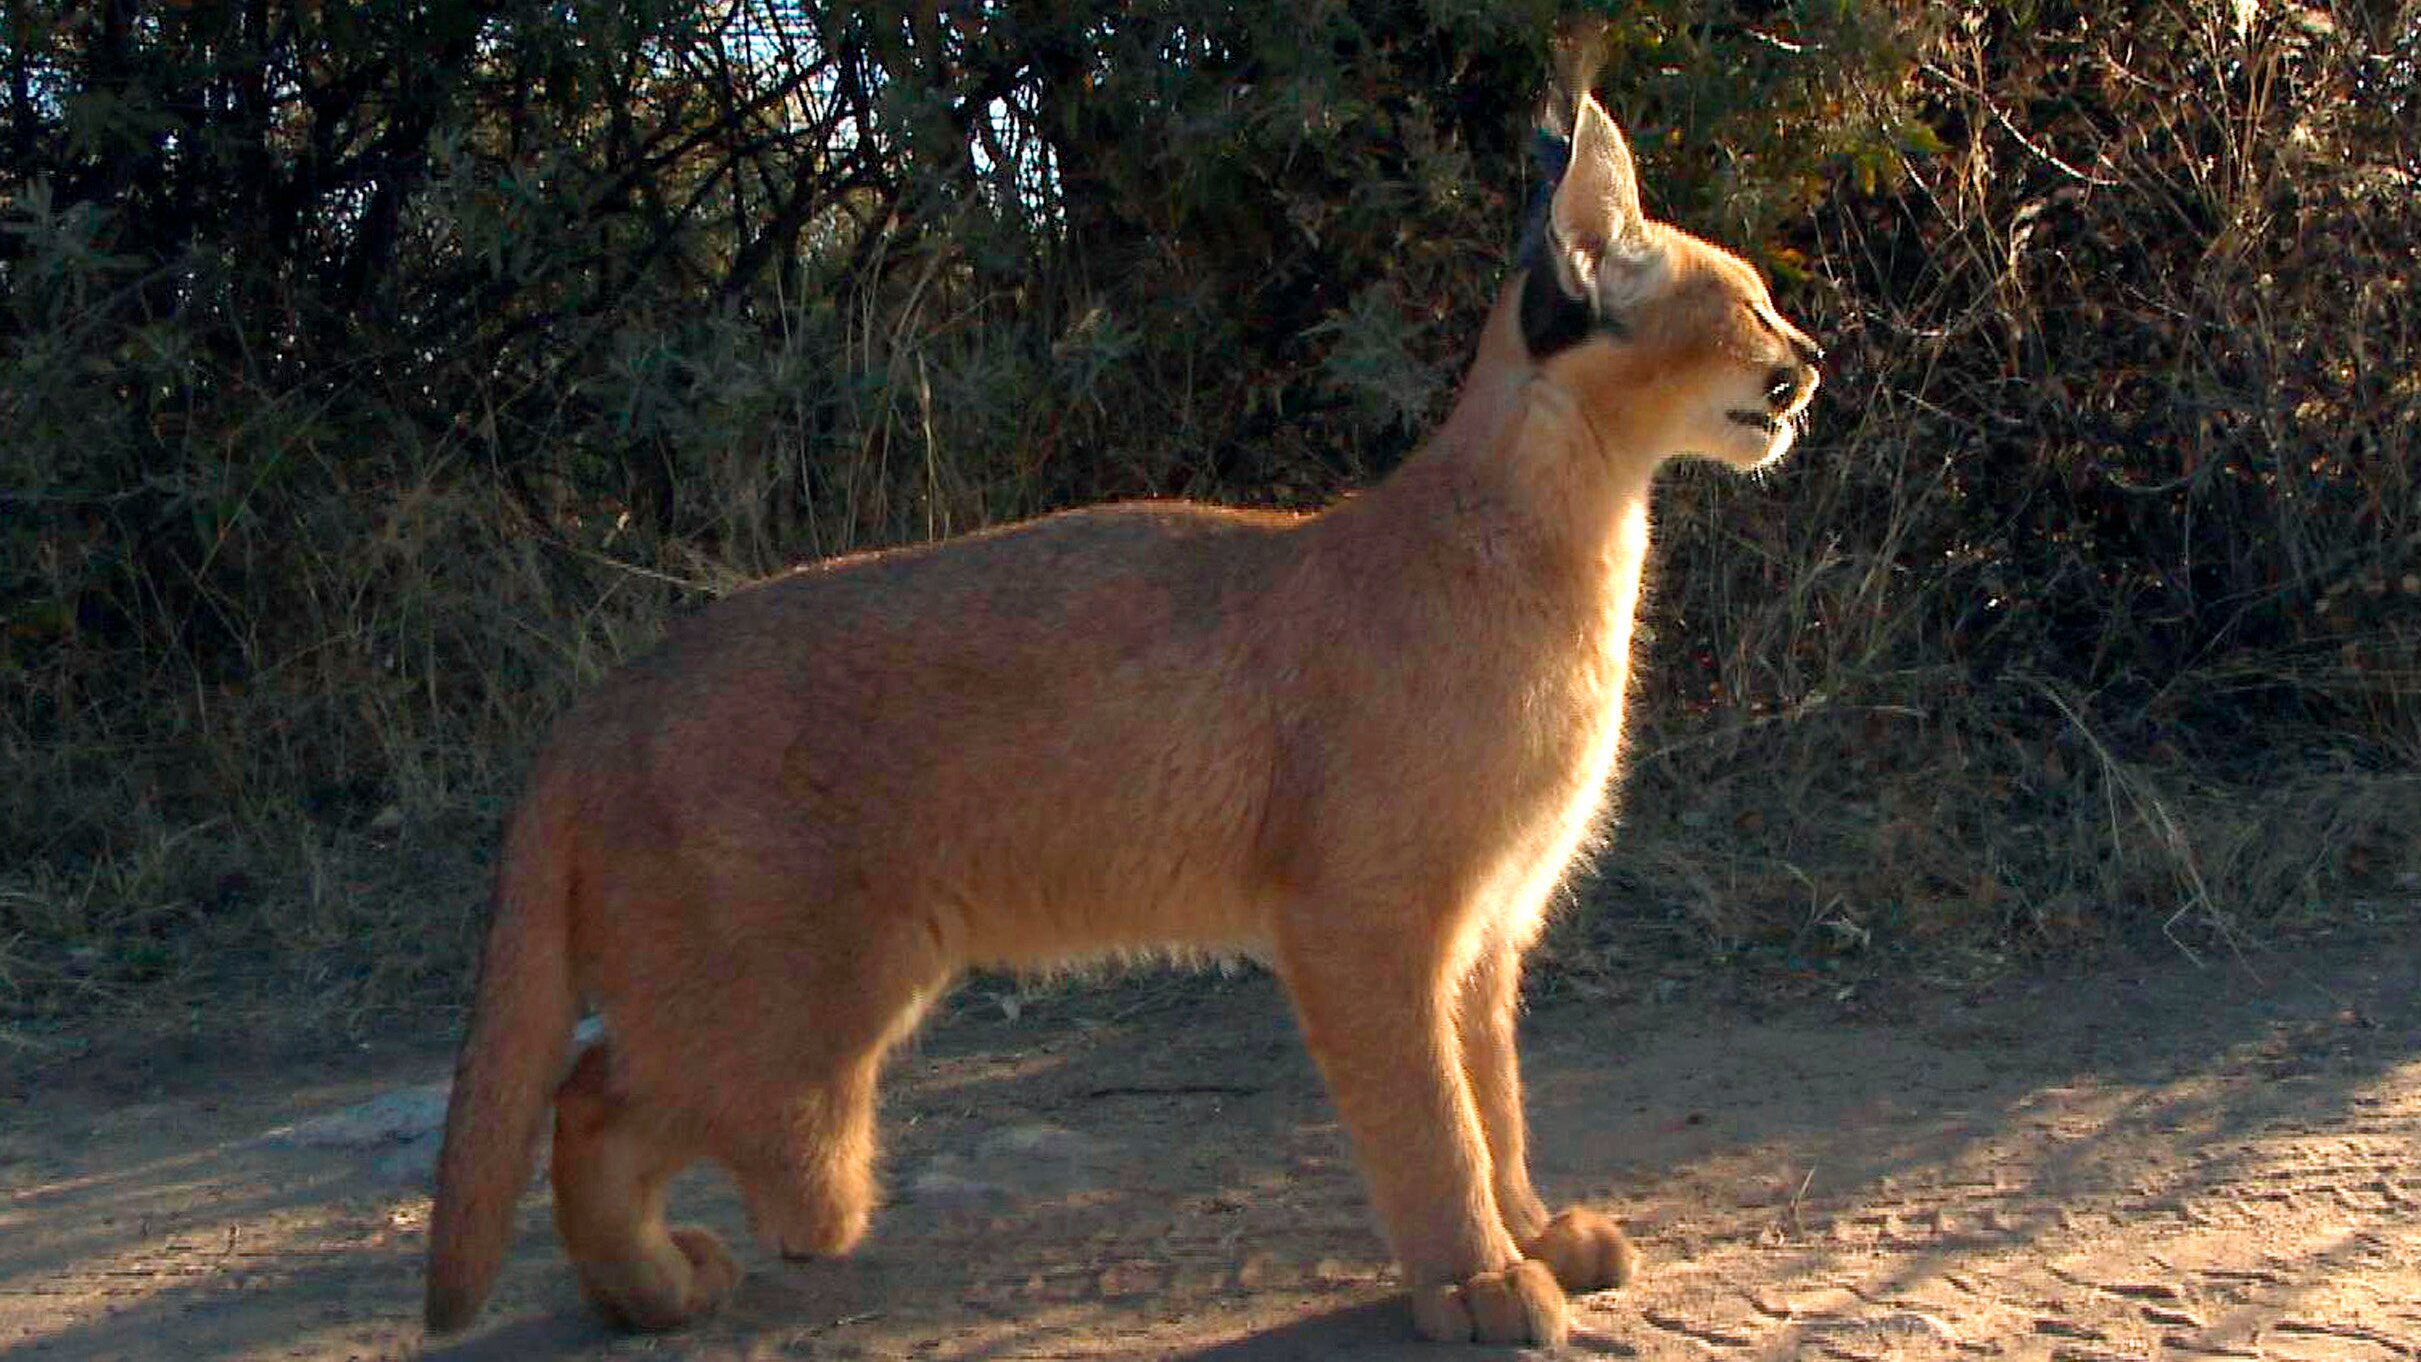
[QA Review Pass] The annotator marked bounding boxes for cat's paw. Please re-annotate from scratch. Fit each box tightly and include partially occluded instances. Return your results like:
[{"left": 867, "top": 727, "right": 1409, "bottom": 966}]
[
  {"left": 1409, "top": 1258, "right": 1569, "bottom": 1346},
  {"left": 576, "top": 1226, "right": 742, "bottom": 1332},
  {"left": 1523, "top": 1206, "right": 1640, "bottom": 1294}
]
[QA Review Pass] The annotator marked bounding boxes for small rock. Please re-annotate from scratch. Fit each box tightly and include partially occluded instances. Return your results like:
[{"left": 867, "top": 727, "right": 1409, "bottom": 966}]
[
  {"left": 974, "top": 1123, "right": 1113, "bottom": 1195},
  {"left": 981, "top": 1124, "right": 1101, "bottom": 1160},
  {"left": 905, "top": 1157, "right": 1012, "bottom": 1212},
  {"left": 262, "top": 1084, "right": 449, "bottom": 1148},
  {"left": 259, "top": 1084, "right": 453, "bottom": 1187},
  {"left": 1815, "top": 1311, "right": 1959, "bottom": 1345}
]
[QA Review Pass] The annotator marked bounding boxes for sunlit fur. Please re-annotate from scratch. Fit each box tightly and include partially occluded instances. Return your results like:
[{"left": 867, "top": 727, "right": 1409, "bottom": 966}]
[{"left": 424, "top": 93, "right": 1818, "bottom": 1347}]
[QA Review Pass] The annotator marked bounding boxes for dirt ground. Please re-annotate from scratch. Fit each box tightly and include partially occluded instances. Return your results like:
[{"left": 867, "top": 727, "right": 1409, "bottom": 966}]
[{"left": 5, "top": 935, "right": 2418, "bottom": 1361}]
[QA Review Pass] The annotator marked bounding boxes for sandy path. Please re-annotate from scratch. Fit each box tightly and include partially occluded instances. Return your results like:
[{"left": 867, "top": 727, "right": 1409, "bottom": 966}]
[{"left": 5, "top": 939, "right": 2416, "bottom": 1360}]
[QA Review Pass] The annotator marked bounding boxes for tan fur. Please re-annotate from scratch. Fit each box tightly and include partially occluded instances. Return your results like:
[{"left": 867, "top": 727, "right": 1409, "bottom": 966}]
[{"left": 424, "top": 94, "right": 1819, "bottom": 1345}]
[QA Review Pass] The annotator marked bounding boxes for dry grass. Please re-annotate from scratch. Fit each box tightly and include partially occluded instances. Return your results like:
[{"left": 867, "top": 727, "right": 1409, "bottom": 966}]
[{"left": 4, "top": 2, "right": 2417, "bottom": 1068}]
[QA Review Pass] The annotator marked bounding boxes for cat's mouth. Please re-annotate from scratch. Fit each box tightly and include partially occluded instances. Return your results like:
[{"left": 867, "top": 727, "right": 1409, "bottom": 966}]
[{"left": 1726, "top": 410, "right": 1781, "bottom": 433}]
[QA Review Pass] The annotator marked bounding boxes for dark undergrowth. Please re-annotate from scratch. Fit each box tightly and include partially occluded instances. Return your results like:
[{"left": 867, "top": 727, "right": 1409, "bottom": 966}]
[{"left": 3, "top": 2, "right": 2416, "bottom": 1070}]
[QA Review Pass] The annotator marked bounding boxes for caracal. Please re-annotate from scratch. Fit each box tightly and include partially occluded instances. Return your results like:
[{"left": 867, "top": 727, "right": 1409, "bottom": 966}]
[{"left": 426, "top": 92, "right": 1820, "bottom": 1346}]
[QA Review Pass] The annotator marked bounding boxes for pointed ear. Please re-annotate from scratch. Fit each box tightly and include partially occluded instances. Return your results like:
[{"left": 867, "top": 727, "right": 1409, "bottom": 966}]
[{"left": 1547, "top": 96, "right": 1655, "bottom": 301}]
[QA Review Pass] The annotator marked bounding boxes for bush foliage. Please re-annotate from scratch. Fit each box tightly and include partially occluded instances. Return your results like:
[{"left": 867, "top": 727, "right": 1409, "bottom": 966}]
[{"left": 3, "top": 1, "right": 2415, "bottom": 1041}]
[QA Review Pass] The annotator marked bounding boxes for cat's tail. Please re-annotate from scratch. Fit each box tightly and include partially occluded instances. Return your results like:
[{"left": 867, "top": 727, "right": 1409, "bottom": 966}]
[{"left": 424, "top": 782, "right": 580, "bottom": 1333}]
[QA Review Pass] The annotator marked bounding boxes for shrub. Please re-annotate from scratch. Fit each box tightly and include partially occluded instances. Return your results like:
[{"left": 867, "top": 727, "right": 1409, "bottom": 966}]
[{"left": 2, "top": 1, "right": 2412, "bottom": 1046}]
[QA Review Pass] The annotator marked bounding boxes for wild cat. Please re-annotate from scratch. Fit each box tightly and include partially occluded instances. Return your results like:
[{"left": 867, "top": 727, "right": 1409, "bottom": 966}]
[{"left": 426, "top": 91, "right": 1820, "bottom": 1345}]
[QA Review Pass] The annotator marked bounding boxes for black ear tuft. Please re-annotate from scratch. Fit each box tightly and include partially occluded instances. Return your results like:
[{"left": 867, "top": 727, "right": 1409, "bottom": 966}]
[
  {"left": 1518, "top": 127, "right": 1573, "bottom": 281},
  {"left": 1520, "top": 259, "right": 1593, "bottom": 357},
  {"left": 1518, "top": 126, "right": 1592, "bottom": 357},
  {"left": 1531, "top": 126, "right": 1572, "bottom": 190}
]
